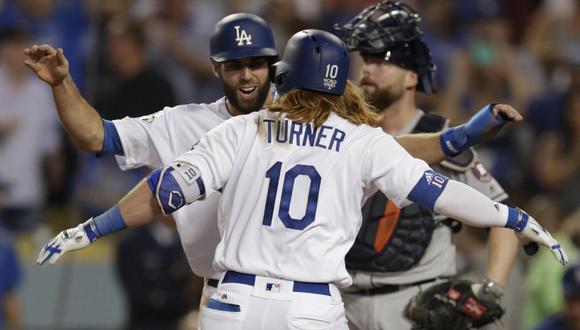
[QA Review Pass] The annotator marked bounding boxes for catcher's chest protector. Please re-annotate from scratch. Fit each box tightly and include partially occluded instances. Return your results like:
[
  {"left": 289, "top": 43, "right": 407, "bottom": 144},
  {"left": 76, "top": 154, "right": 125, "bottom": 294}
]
[{"left": 345, "top": 113, "right": 447, "bottom": 272}]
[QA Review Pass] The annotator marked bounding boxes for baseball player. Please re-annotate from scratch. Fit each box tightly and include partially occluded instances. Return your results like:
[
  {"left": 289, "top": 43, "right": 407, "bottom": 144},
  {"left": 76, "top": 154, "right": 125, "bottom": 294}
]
[
  {"left": 337, "top": 2, "right": 521, "bottom": 329},
  {"left": 24, "top": 12, "right": 521, "bottom": 310},
  {"left": 26, "top": 13, "right": 279, "bottom": 305},
  {"left": 36, "top": 29, "right": 567, "bottom": 330}
]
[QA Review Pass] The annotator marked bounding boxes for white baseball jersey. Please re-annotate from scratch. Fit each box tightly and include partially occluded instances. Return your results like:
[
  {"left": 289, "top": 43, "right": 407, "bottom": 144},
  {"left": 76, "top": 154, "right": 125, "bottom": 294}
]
[
  {"left": 112, "top": 97, "right": 230, "bottom": 278},
  {"left": 175, "top": 110, "right": 432, "bottom": 287}
]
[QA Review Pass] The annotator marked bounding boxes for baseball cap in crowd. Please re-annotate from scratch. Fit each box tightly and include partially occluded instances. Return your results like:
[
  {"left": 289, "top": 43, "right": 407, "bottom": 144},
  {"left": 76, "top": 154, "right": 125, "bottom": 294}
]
[{"left": 563, "top": 263, "right": 580, "bottom": 298}]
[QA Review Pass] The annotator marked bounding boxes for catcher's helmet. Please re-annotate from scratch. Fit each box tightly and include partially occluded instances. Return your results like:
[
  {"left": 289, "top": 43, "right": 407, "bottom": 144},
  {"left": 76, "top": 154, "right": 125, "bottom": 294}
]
[
  {"left": 336, "top": 1, "right": 436, "bottom": 94},
  {"left": 210, "top": 13, "right": 278, "bottom": 62},
  {"left": 274, "top": 29, "right": 349, "bottom": 96}
]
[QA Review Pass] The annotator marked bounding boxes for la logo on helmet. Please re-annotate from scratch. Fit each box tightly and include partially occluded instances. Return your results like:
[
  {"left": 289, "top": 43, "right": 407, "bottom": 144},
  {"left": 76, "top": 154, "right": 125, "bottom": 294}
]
[{"left": 234, "top": 26, "right": 252, "bottom": 46}]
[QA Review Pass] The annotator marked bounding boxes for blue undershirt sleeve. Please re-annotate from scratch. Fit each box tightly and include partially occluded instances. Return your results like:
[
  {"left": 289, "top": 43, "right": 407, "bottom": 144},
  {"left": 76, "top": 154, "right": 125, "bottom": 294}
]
[{"left": 99, "top": 119, "right": 125, "bottom": 156}]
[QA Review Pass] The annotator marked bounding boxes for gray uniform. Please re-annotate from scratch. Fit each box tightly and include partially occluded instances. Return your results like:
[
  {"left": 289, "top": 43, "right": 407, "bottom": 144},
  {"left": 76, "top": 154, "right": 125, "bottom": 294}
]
[{"left": 342, "top": 110, "right": 508, "bottom": 330}]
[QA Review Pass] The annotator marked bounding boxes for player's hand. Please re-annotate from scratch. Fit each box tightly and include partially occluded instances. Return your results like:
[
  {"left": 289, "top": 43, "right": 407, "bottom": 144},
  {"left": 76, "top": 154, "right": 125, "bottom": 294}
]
[
  {"left": 24, "top": 44, "right": 70, "bottom": 86},
  {"left": 490, "top": 104, "right": 523, "bottom": 122},
  {"left": 36, "top": 219, "right": 98, "bottom": 266},
  {"left": 510, "top": 209, "right": 568, "bottom": 266}
]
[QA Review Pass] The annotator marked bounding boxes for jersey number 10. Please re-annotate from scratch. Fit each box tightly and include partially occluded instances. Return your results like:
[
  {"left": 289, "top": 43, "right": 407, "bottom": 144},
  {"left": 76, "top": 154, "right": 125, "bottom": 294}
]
[{"left": 262, "top": 161, "right": 321, "bottom": 230}]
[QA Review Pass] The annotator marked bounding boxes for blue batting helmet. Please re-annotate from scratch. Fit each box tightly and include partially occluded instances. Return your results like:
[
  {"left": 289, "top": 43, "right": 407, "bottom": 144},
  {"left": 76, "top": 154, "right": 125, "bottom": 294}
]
[
  {"left": 274, "top": 29, "right": 349, "bottom": 96},
  {"left": 210, "top": 13, "right": 278, "bottom": 62}
]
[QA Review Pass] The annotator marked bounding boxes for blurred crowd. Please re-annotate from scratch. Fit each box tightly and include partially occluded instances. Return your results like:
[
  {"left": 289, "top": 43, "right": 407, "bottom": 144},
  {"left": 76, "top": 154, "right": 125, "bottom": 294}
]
[{"left": 0, "top": 0, "right": 578, "bottom": 329}]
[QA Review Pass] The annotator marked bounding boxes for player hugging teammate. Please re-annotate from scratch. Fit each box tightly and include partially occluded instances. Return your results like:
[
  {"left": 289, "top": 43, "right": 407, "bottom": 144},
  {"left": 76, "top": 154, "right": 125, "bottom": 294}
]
[{"left": 29, "top": 2, "right": 568, "bottom": 330}]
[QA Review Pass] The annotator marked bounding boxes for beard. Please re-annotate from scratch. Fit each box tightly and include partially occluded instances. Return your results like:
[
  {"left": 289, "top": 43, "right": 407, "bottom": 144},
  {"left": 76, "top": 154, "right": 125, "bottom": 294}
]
[
  {"left": 221, "top": 79, "right": 271, "bottom": 115},
  {"left": 359, "top": 77, "right": 405, "bottom": 112}
]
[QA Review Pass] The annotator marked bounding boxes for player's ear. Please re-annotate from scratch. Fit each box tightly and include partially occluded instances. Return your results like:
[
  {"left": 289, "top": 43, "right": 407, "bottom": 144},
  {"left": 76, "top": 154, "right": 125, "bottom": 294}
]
[
  {"left": 405, "top": 71, "right": 418, "bottom": 90},
  {"left": 211, "top": 60, "right": 221, "bottom": 78}
]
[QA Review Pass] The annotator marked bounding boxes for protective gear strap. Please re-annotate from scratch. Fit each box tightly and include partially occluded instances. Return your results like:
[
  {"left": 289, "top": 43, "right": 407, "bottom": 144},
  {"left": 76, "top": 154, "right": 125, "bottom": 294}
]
[
  {"left": 100, "top": 119, "right": 124, "bottom": 156},
  {"left": 83, "top": 220, "right": 99, "bottom": 242},
  {"left": 92, "top": 204, "right": 127, "bottom": 237},
  {"left": 147, "top": 162, "right": 206, "bottom": 215}
]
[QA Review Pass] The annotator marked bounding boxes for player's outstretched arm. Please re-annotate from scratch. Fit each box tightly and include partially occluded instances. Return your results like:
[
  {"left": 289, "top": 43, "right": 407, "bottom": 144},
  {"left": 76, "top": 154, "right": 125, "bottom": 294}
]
[
  {"left": 407, "top": 171, "right": 568, "bottom": 266},
  {"left": 37, "top": 161, "right": 207, "bottom": 266},
  {"left": 36, "top": 179, "right": 160, "bottom": 266},
  {"left": 24, "top": 45, "right": 105, "bottom": 153},
  {"left": 397, "top": 104, "right": 523, "bottom": 164}
]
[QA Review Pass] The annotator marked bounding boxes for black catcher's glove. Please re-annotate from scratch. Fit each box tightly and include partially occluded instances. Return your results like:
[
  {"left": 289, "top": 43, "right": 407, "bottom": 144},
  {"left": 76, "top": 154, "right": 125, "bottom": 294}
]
[{"left": 404, "top": 279, "right": 505, "bottom": 330}]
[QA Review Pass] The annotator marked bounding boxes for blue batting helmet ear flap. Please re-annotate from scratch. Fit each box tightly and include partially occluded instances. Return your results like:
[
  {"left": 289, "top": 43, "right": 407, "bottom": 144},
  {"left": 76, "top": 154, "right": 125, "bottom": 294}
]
[
  {"left": 210, "top": 13, "right": 278, "bottom": 62},
  {"left": 274, "top": 29, "right": 349, "bottom": 96}
]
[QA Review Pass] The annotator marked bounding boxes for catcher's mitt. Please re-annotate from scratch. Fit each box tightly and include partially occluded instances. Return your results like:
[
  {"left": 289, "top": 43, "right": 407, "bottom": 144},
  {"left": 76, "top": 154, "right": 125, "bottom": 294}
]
[{"left": 404, "top": 279, "right": 505, "bottom": 330}]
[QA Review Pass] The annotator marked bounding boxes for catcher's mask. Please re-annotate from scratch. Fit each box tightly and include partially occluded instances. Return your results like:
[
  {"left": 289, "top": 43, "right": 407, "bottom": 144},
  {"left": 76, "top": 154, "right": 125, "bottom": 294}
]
[{"left": 335, "top": 1, "right": 437, "bottom": 95}]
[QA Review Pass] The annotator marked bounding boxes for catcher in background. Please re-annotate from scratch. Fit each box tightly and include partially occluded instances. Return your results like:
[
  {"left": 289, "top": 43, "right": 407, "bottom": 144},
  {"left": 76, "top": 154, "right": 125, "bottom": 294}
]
[{"left": 337, "top": 2, "right": 521, "bottom": 329}]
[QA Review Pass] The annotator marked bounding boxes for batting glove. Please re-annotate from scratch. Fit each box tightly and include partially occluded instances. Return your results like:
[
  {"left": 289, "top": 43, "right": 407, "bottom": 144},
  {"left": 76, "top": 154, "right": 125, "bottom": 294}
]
[
  {"left": 37, "top": 218, "right": 100, "bottom": 266},
  {"left": 508, "top": 208, "right": 568, "bottom": 266}
]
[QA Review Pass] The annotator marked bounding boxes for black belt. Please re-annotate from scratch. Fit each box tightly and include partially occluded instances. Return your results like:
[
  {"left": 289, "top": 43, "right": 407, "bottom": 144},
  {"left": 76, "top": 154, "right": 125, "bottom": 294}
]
[
  {"left": 349, "top": 277, "right": 445, "bottom": 295},
  {"left": 206, "top": 278, "right": 219, "bottom": 288}
]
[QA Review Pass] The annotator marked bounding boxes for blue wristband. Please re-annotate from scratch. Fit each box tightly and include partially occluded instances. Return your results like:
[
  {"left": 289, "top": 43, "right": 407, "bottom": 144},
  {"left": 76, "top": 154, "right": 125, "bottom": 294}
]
[
  {"left": 439, "top": 104, "right": 504, "bottom": 157},
  {"left": 505, "top": 207, "right": 529, "bottom": 232},
  {"left": 92, "top": 204, "right": 127, "bottom": 237},
  {"left": 439, "top": 125, "right": 467, "bottom": 157},
  {"left": 100, "top": 119, "right": 124, "bottom": 156}
]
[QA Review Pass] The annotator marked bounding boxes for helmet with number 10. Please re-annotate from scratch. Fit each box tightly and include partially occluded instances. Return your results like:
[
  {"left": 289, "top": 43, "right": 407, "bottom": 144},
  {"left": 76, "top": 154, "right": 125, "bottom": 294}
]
[{"left": 274, "top": 30, "right": 349, "bottom": 96}]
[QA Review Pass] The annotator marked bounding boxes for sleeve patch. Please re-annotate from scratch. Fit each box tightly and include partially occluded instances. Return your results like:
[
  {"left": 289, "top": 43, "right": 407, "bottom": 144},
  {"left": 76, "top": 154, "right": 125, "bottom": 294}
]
[{"left": 173, "top": 162, "right": 201, "bottom": 185}]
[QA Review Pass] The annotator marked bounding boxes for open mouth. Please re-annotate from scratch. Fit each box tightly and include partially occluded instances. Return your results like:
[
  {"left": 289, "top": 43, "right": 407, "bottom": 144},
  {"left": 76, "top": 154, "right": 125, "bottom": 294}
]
[
  {"left": 360, "top": 83, "right": 376, "bottom": 92},
  {"left": 239, "top": 86, "right": 257, "bottom": 96}
]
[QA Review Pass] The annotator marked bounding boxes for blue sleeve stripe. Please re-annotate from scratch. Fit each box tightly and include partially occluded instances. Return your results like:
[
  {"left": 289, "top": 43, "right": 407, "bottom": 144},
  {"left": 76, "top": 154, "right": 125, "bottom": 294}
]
[
  {"left": 407, "top": 171, "right": 449, "bottom": 210},
  {"left": 92, "top": 204, "right": 127, "bottom": 236},
  {"left": 100, "top": 119, "right": 124, "bottom": 156}
]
